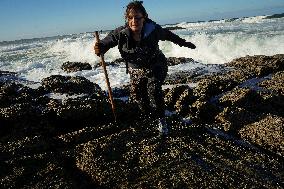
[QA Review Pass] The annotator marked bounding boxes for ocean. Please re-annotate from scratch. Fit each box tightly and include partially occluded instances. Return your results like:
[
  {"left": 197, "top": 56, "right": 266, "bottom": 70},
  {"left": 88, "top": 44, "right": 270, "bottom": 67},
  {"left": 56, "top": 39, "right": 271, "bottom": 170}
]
[{"left": 0, "top": 15, "right": 283, "bottom": 90}]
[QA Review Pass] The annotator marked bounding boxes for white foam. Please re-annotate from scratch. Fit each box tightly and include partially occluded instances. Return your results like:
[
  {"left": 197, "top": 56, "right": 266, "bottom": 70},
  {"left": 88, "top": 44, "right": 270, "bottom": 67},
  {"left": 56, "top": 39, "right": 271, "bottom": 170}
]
[
  {"left": 46, "top": 93, "right": 87, "bottom": 101},
  {"left": 183, "top": 32, "right": 283, "bottom": 64}
]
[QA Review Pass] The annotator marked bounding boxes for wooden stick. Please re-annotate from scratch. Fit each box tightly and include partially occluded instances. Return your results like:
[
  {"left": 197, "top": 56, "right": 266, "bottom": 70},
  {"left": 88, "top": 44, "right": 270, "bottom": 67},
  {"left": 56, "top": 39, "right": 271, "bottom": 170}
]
[{"left": 94, "top": 31, "right": 117, "bottom": 122}]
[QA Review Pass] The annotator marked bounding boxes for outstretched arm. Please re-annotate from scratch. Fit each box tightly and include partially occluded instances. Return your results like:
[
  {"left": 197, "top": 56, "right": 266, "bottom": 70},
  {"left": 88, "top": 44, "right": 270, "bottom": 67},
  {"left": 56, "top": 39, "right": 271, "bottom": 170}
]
[{"left": 157, "top": 25, "right": 196, "bottom": 49}]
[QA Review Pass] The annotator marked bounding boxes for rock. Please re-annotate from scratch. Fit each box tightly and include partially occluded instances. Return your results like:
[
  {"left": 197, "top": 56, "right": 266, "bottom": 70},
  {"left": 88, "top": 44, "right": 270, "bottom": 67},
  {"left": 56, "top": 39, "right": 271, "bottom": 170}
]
[
  {"left": 215, "top": 107, "right": 259, "bottom": 132},
  {"left": 166, "top": 63, "right": 229, "bottom": 85},
  {"left": 164, "top": 85, "right": 191, "bottom": 111},
  {"left": 112, "top": 85, "right": 130, "bottom": 98},
  {"left": 47, "top": 96, "right": 110, "bottom": 122},
  {"left": 265, "top": 13, "right": 284, "bottom": 19},
  {"left": 239, "top": 114, "right": 284, "bottom": 156},
  {"left": 259, "top": 71, "right": 284, "bottom": 95},
  {"left": 112, "top": 100, "right": 141, "bottom": 122},
  {"left": 0, "top": 103, "right": 37, "bottom": 120},
  {"left": 1, "top": 54, "right": 284, "bottom": 188},
  {"left": 174, "top": 87, "right": 196, "bottom": 116},
  {"left": 167, "top": 57, "right": 194, "bottom": 66},
  {"left": 165, "top": 71, "right": 193, "bottom": 85},
  {"left": 218, "top": 87, "right": 263, "bottom": 111},
  {"left": 190, "top": 99, "right": 219, "bottom": 123},
  {"left": 0, "top": 82, "right": 48, "bottom": 124},
  {"left": 193, "top": 75, "right": 238, "bottom": 99},
  {"left": 75, "top": 128, "right": 136, "bottom": 188},
  {"left": 227, "top": 54, "right": 284, "bottom": 77},
  {"left": 75, "top": 119, "right": 283, "bottom": 188},
  {"left": 259, "top": 92, "right": 284, "bottom": 117},
  {"left": 46, "top": 97, "right": 139, "bottom": 123},
  {"left": 41, "top": 75, "right": 103, "bottom": 95},
  {"left": 61, "top": 61, "right": 92, "bottom": 73},
  {"left": 0, "top": 83, "right": 43, "bottom": 106},
  {"left": 225, "top": 69, "right": 256, "bottom": 83}
]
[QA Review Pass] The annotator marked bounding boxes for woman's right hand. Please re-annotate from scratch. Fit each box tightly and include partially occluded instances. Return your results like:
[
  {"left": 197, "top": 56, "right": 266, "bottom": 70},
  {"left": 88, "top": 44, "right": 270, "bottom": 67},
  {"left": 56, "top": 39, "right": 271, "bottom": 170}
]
[{"left": 94, "top": 42, "right": 102, "bottom": 56}]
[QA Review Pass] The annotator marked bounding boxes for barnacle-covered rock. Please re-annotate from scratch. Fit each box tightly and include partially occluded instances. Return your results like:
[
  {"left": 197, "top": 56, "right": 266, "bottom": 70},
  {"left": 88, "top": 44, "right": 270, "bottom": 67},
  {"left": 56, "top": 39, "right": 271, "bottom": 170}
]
[
  {"left": 1, "top": 55, "right": 284, "bottom": 188},
  {"left": 0, "top": 83, "right": 44, "bottom": 107},
  {"left": 61, "top": 61, "right": 92, "bottom": 73},
  {"left": 47, "top": 96, "right": 110, "bottom": 121},
  {"left": 0, "top": 82, "right": 48, "bottom": 127},
  {"left": 239, "top": 114, "right": 284, "bottom": 156},
  {"left": 41, "top": 75, "right": 103, "bottom": 95},
  {"left": 259, "top": 71, "right": 284, "bottom": 95},
  {"left": 227, "top": 54, "right": 284, "bottom": 76},
  {"left": 259, "top": 92, "right": 284, "bottom": 116},
  {"left": 76, "top": 128, "right": 136, "bottom": 188},
  {"left": 215, "top": 107, "right": 259, "bottom": 132},
  {"left": 0, "top": 103, "right": 36, "bottom": 120},
  {"left": 218, "top": 87, "right": 263, "bottom": 110},
  {"left": 174, "top": 87, "right": 195, "bottom": 116},
  {"left": 193, "top": 75, "right": 238, "bottom": 99},
  {"left": 189, "top": 99, "right": 219, "bottom": 123},
  {"left": 166, "top": 57, "right": 194, "bottom": 66},
  {"left": 164, "top": 85, "right": 190, "bottom": 111}
]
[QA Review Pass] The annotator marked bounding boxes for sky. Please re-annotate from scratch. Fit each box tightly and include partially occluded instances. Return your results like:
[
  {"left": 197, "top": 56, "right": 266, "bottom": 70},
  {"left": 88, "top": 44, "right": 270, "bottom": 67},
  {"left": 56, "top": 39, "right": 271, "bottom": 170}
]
[{"left": 0, "top": 0, "right": 284, "bottom": 42}]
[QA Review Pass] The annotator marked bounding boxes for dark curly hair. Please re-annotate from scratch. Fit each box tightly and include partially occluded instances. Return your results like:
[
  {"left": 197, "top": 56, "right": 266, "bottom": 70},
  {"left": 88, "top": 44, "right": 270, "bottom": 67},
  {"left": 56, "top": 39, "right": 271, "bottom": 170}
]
[{"left": 125, "top": 1, "right": 148, "bottom": 20}]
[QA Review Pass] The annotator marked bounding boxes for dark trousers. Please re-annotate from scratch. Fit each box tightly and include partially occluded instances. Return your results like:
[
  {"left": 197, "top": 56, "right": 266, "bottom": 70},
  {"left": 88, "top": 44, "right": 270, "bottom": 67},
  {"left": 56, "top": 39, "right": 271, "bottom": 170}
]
[{"left": 129, "top": 62, "right": 168, "bottom": 118}]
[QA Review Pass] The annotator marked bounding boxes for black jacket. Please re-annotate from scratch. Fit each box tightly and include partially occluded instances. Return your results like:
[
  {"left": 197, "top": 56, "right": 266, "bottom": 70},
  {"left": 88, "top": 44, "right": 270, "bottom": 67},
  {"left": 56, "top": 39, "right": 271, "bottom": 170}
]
[{"left": 100, "top": 19, "right": 186, "bottom": 69}]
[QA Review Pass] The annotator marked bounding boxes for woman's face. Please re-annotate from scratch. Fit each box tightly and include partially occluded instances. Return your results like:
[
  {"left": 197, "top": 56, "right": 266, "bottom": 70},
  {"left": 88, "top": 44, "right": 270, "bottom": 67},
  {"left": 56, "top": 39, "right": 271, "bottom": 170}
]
[{"left": 127, "top": 9, "right": 145, "bottom": 33}]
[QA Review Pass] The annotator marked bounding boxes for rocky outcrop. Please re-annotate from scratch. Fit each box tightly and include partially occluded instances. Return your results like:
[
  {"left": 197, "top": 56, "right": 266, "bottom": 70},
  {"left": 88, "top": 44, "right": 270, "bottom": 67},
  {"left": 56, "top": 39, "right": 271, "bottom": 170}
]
[
  {"left": 167, "top": 57, "right": 194, "bottom": 66},
  {"left": 227, "top": 54, "right": 284, "bottom": 77},
  {"left": 239, "top": 114, "right": 284, "bottom": 156},
  {"left": 74, "top": 121, "right": 282, "bottom": 188},
  {"left": 41, "top": 75, "right": 102, "bottom": 95},
  {"left": 163, "top": 54, "right": 284, "bottom": 156},
  {"left": 259, "top": 71, "right": 284, "bottom": 95},
  {"left": 0, "top": 82, "right": 47, "bottom": 122},
  {"left": 0, "top": 74, "right": 140, "bottom": 132},
  {"left": 193, "top": 75, "right": 238, "bottom": 99},
  {"left": 1, "top": 54, "right": 284, "bottom": 188},
  {"left": 265, "top": 13, "right": 284, "bottom": 19},
  {"left": 61, "top": 61, "right": 92, "bottom": 73}
]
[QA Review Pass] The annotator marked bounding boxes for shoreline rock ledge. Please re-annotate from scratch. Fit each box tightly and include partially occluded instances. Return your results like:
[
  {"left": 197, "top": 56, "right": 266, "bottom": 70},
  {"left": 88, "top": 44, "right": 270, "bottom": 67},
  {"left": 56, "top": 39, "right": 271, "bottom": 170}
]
[{"left": 0, "top": 54, "right": 283, "bottom": 188}]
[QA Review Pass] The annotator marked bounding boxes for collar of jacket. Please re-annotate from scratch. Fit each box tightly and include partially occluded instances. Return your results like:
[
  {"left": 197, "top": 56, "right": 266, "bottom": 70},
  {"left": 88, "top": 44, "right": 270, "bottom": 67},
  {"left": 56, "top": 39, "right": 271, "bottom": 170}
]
[{"left": 122, "top": 18, "right": 156, "bottom": 39}]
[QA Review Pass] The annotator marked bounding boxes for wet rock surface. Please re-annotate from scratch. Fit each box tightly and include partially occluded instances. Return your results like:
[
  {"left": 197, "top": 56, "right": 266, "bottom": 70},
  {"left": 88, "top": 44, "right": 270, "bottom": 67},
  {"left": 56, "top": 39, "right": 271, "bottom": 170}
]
[
  {"left": 227, "top": 54, "right": 284, "bottom": 77},
  {"left": 61, "top": 61, "right": 92, "bottom": 73},
  {"left": 167, "top": 57, "right": 194, "bottom": 66},
  {"left": 239, "top": 114, "right": 284, "bottom": 156},
  {"left": 1, "top": 54, "right": 284, "bottom": 188},
  {"left": 41, "top": 75, "right": 102, "bottom": 95}
]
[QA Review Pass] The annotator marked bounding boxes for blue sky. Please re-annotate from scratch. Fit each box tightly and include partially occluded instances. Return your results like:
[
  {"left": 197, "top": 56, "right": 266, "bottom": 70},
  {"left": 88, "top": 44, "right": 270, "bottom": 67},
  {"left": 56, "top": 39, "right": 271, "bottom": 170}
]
[{"left": 0, "top": 0, "right": 284, "bottom": 42}]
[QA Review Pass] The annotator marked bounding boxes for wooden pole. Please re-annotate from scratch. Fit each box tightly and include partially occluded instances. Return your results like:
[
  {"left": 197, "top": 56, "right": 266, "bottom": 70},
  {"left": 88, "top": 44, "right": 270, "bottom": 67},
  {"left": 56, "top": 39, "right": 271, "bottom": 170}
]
[{"left": 94, "top": 31, "right": 117, "bottom": 122}]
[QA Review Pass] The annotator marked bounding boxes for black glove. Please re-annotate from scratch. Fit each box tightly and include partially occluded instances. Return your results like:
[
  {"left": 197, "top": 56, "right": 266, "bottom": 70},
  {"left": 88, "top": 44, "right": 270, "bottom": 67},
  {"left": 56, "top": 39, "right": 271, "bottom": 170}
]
[
  {"left": 94, "top": 42, "right": 104, "bottom": 56},
  {"left": 182, "top": 41, "right": 196, "bottom": 49}
]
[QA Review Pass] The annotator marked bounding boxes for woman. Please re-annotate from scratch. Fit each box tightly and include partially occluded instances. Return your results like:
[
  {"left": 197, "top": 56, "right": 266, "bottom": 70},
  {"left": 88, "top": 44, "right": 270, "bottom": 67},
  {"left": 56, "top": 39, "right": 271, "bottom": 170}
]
[{"left": 94, "top": 1, "right": 196, "bottom": 135}]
